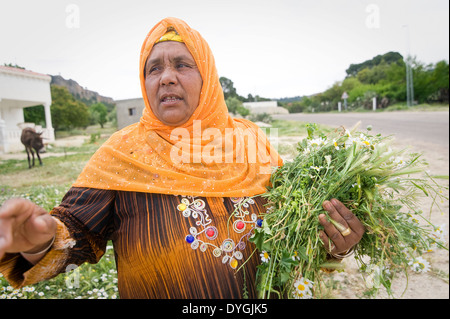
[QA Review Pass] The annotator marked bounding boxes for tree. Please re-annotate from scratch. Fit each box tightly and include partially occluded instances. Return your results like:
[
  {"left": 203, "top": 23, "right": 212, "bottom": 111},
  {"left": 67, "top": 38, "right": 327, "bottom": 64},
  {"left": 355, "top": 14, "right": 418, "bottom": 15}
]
[
  {"left": 346, "top": 52, "right": 403, "bottom": 77},
  {"left": 3, "top": 63, "right": 25, "bottom": 69},
  {"left": 219, "top": 77, "right": 237, "bottom": 100},
  {"left": 90, "top": 102, "right": 108, "bottom": 128},
  {"left": 50, "top": 86, "right": 90, "bottom": 130},
  {"left": 23, "top": 105, "right": 45, "bottom": 126},
  {"left": 285, "top": 101, "right": 306, "bottom": 113},
  {"left": 236, "top": 105, "right": 250, "bottom": 117},
  {"left": 225, "top": 96, "right": 242, "bottom": 114},
  {"left": 429, "top": 60, "right": 449, "bottom": 103}
]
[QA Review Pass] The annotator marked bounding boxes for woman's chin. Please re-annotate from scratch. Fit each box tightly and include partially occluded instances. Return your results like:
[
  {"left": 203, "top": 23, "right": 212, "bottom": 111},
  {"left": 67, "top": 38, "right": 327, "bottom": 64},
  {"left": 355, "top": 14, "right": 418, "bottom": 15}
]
[{"left": 160, "top": 113, "right": 189, "bottom": 127}]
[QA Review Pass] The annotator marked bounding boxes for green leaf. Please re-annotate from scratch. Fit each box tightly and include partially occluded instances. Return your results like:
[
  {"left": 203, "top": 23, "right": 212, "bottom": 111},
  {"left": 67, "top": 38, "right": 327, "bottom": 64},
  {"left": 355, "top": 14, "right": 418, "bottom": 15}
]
[
  {"left": 306, "top": 123, "right": 317, "bottom": 139},
  {"left": 411, "top": 181, "right": 429, "bottom": 196},
  {"left": 297, "top": 246, "right": 309, "bottom": 262},
  {"left": 280, "top": 271, "right": 291, "bottom": 284},
  {"left": 281, "top": 251, "right": 297, "bottom": 269},
  {"left": 262, "top": 219, "right": 273, "bottom": 235},
  {"left": 249, "top": 229, "right": 265, "bottom": 251}
]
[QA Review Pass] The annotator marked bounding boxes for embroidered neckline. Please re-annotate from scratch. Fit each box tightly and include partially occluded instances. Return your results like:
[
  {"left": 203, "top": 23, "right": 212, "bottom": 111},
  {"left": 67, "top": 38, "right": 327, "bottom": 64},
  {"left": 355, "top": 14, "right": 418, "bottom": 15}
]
[{"left": 177, "top": 196, "right": 263, "bottom": 270}]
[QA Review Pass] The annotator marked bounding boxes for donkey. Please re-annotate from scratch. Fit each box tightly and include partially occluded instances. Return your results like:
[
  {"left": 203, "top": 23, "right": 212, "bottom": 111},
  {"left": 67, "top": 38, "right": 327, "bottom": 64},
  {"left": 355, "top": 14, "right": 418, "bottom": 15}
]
[{"left": 20, "top": 128, "right": 45, "bottom": 169}]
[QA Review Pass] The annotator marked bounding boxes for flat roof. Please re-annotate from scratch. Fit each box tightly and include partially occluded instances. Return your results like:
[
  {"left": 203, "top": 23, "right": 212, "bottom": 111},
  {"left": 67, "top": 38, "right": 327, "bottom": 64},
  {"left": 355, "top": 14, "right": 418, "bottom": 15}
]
[{"left": 0, "top": 65, "right": 51, "bottom": 81}]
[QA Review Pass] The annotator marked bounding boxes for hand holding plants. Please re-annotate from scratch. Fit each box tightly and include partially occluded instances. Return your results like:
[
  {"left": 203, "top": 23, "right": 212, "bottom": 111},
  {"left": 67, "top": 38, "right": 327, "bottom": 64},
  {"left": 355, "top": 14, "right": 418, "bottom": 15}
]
[
  {"left": 247, "top": 123, "right": 447, "bottom": 299},
  {"left": 319, "top": 198, "right": 365, "bottom": 255}
]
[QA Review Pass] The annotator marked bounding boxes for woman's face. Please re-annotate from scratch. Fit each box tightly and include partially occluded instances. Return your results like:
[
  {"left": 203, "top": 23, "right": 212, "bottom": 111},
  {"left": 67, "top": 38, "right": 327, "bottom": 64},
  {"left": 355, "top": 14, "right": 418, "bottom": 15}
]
[{"left": 144, "top": 41, "right": 203, "bottom": 126}]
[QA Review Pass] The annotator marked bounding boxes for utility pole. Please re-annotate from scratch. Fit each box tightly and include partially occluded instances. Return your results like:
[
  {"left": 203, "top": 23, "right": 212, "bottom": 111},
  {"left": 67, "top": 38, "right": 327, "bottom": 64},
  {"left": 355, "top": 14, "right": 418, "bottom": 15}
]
[
  {"left": 403, "top": 25, "right": 414, "bottom": 107},
  {"left": 341, "top": 92, "right": 349, "bottom": 111}
]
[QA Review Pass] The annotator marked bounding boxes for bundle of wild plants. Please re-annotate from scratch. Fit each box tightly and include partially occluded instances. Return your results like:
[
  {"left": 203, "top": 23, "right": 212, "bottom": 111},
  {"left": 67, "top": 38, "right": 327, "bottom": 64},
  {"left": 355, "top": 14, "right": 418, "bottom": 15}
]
[{"left": 247, "top": 123, "right": 448, "bottom": 299}]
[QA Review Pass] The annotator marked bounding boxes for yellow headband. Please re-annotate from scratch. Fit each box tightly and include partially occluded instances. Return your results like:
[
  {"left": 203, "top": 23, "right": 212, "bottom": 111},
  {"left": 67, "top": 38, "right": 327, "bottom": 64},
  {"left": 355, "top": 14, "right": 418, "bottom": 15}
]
[{"left": 156, "top": 29, "right": 184, "bottom": 44}]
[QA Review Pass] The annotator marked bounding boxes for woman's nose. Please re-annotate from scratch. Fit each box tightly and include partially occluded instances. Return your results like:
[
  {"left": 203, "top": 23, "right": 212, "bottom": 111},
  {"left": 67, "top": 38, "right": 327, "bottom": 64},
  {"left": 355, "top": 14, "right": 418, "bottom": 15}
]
[{"left": 160, "top": 67, "right": 177, "bottom": 86}]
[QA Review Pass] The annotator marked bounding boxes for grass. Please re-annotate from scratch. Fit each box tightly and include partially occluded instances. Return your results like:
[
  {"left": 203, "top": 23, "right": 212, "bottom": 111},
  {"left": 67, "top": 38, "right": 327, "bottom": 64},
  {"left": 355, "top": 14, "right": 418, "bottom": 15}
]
[
  {"left": 1, "top": 244, "right": 118, "bottom": 299},
  {"left": 309, "top": 103, "right": 449, "bottom": 114},
  {"left": 54, "top": 122, "right": 117, "bottom": 139},
  {"left": 0, "top": 125, "right": 118, "bottom": 299},
  {"left": 382, "top": 103, "right": 449, "bottom": 112},
  {"left": 432, "top": 175, "right": 449, "bottom": 180},
  {"left": 270, "top": 120, "right": 331, "bottom": 137}
]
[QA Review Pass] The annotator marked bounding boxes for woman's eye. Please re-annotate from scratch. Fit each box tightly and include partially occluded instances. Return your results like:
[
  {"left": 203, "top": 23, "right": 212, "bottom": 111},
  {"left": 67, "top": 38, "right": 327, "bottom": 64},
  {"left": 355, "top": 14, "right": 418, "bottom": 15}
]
[{"left": 148, "top": 66, "right": 160, "bottom": 74}]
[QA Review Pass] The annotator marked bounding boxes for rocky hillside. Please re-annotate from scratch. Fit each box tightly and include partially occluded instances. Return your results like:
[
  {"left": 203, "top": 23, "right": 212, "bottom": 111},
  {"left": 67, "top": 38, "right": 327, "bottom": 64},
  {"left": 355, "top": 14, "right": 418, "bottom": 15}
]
[{"left": 50, "top": 75, "right": 115, "bottom": 106}]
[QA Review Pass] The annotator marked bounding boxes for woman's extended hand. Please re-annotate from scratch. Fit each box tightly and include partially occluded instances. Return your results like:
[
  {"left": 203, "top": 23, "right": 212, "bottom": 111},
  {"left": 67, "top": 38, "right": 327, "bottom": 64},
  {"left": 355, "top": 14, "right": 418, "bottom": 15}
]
[
  {"left": 318, "top": 198, "right": 365, "bottom": 256},
  {"left": 0, "top": 198, "right": 56, "bottom": 260}
]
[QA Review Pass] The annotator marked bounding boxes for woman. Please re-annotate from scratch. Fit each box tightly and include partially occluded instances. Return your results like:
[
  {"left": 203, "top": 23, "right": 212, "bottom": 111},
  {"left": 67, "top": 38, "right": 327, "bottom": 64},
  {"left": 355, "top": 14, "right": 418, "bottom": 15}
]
[{"left": 0, "top": 17, "right": 364, "bottom": 299}]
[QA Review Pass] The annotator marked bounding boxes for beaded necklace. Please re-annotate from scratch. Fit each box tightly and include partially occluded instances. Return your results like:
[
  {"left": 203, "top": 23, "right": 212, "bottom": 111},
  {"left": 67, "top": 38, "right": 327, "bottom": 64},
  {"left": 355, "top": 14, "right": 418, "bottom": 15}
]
[{"left": 177, "top": 196, "right": 263, "bottom": 270}]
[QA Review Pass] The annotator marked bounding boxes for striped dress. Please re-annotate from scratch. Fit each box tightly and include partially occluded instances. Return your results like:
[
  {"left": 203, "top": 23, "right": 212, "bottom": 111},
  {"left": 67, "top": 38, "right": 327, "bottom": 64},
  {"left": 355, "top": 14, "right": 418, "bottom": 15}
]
[{"left": 0, "top": 187, "right": 268, "bottom": 299}]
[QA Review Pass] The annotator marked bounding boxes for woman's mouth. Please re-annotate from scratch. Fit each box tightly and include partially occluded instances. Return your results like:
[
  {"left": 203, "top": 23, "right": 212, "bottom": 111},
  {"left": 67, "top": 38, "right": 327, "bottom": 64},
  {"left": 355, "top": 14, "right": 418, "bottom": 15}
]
[
  {"left": 161, "top": 94, "right": 183, "bottom": 105},
  {"left": 162, "top": 96, "right": 181, "bottom": 102}
]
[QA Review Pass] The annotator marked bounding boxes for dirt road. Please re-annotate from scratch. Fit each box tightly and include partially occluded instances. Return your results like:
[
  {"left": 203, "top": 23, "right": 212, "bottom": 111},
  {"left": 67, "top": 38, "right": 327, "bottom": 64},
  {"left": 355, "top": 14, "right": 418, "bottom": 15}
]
[{"left": 273, "top": 110, "right": 449, "bottom": 149}]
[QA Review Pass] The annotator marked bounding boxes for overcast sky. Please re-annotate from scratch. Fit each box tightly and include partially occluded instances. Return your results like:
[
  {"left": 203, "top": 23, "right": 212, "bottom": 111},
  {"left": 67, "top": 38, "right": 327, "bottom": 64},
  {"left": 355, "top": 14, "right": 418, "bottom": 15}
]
[{"left": 1, "top": 0, "right": 448, "bottom": 101}]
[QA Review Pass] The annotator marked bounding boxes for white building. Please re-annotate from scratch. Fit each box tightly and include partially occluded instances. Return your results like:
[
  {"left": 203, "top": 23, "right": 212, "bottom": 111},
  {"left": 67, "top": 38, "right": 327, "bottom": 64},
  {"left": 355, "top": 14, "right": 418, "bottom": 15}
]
[
  {"left": 0, "top": 66, "right": 54, "bottom": 153},
  {"left": 243, "top": 101, "right": 289, "bottom": 115}
]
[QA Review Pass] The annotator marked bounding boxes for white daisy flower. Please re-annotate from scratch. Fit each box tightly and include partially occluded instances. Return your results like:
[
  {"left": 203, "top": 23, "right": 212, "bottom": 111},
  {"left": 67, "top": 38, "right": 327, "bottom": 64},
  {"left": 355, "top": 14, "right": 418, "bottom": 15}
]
[
  {"left": 359, "top": 133, "right": 372, "bottom": 148},
  {"left": 291, "top": 251, "right": 300, "bottom": 261},
  {"left": 344, "top": 136, "right": 356, "bottom": 149},
  {"left": 294, "top": 277, "right": 314, "bottom": 292},
  {"left": 432, "top": 224, "right": 447, "bottom": 244},
  {"left": 302, "top": 147, "right": 311, "bottom": 155},
  {"left": 332, "top": 139, "right": 340, "bottom": 150},
  {"left": 260, "top": 251, "right": 270, "bottom": 263},
  {"left": 308, "top": 137, "right": 325, "bottom": 148},
  {"left": 391, "top": 156, "right": 407, "bottom": 169},
  {"left": 408, "top": 256, "right": 431, "bottom": 273},
  {"left": 406, "top": 213, "right": 419, "bottom": 224},
  {"left": 292, "top": 277, "right": 314, "bottom": 299}
]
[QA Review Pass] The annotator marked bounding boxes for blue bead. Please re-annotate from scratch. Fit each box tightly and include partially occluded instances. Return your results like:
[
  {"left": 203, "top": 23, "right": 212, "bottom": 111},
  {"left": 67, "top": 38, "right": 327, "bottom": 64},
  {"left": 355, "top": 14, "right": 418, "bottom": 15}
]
[
  {"left": 257, "top": 219, "right": 263, "bottom": 227},
  {"left": 185, "top": 235, "right": 195, "bottom": 244}
]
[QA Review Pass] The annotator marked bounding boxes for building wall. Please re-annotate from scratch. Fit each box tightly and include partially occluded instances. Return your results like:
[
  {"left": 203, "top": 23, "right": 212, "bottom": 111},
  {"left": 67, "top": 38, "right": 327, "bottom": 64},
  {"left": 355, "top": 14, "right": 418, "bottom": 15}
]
[
  {"left": 0, "top": 66, "right": 53, "bottom": 153},
  {"left": 243, "top": 101, "right": 289, "bottom": 115},
  {"left": 115, "top": 98, "right": 145, "bottom": 130},
  {"left": 0, "top": 69, "right": 51, "bottom": 105},
  {"left": 243, "top": 101, "right": 277, "bottom": 108}
]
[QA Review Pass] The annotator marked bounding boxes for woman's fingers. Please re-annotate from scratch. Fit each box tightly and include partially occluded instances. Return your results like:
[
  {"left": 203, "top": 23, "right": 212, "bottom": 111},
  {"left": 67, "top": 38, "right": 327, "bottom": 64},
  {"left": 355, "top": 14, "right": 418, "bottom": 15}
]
[
  {"left": 329, "top": 198, "right": 365, "bottom": 238},
  {"left": 318, "top": 230, "right": 336, "bottom": 253},
  {"left": 0, "top": 198, "right": 56, "bottom": 256},
  {"left": 0, "top": 200, "right": 16, "bottom": 258},
  {"left": 25, "top": 209, "right": 55, "bottom": 234},
  {"left": 0, "top": 217, "right": 13, "bottom": 259},
  {"left": 0, "top": 233, "right": 11, "bottom": 259},
  {"left": 319, "top": 199, "right": 365, "bottom": 254},
  {"left": 319, "top": 213, "right": 346, "bottom": 252}
]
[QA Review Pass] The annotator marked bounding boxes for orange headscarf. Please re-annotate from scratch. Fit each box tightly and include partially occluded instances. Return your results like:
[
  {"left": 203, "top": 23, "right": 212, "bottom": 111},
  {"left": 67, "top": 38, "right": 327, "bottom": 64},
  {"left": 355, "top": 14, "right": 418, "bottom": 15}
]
[{"left": 73, "top": 17, "right": 282, "bottom": 197}]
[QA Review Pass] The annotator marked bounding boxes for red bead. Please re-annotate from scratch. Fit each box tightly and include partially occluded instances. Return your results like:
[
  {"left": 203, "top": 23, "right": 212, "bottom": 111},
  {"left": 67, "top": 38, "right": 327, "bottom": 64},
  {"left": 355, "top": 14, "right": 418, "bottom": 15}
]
[
  {"left": 236, "top": 221, "right": 245, "bottom": 230},
  {"left": 206, "top": 228, "right": 215, "bottom": 237}
]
